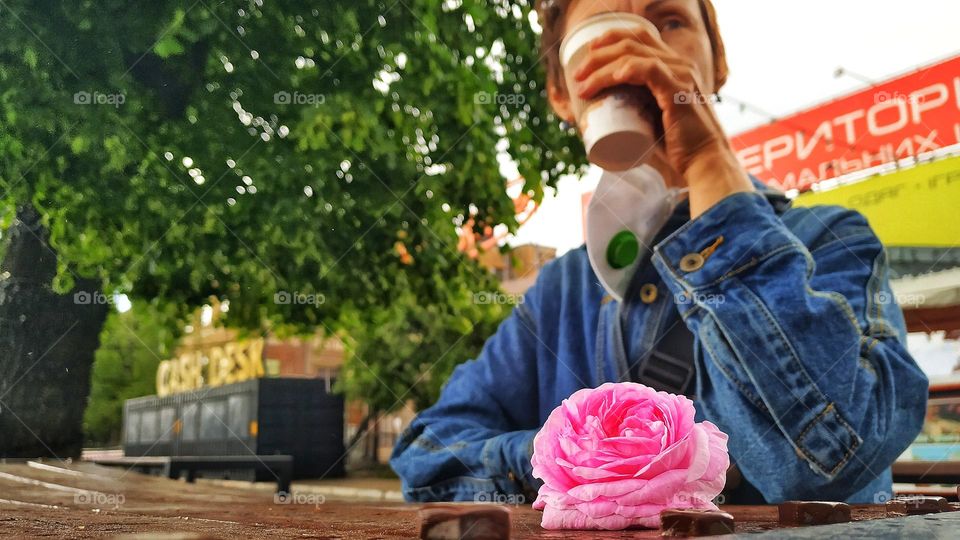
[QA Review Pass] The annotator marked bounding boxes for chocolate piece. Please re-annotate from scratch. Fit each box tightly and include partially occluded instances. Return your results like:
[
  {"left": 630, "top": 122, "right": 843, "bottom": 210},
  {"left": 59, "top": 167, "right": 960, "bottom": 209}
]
[
  {"left": 883, "top": 499, "right": 908, "bottom": 516},
  {"left": 660, "top": 509, "right": 735, "bottom": 536},
  {"left": 418, "top": 504, "right": 510, "bottom": 540},
  {"left": 899, "top": 496, "right": 949, "bottom": 515},
  {"left": 778, "top": 501, "right": 851, "bottom": 525}
]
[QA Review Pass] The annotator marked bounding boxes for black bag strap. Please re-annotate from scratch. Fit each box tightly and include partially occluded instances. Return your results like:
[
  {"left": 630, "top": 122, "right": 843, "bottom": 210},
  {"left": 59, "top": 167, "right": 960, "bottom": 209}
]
[
  {"left": 635, "top": 317, "right": 697, "bottom": 396},
  {"left": 631, "top": 189, "right": 791, "bottom": 397}
]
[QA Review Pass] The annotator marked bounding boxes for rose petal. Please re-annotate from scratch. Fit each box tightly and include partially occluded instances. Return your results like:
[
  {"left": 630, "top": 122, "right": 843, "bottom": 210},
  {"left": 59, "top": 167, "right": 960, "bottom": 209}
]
[
  {"left": 685, "top": 424, "right": 711, "bottom": 482},
  {"left": 541, "top": 506, "right": 644, "bottom": 531}
]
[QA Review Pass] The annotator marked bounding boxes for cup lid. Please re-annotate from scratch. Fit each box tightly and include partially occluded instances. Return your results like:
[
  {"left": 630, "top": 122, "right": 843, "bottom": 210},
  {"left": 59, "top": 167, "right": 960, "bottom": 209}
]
[{"left": 559, "top": 12, "right": 651, "bottom": 67}]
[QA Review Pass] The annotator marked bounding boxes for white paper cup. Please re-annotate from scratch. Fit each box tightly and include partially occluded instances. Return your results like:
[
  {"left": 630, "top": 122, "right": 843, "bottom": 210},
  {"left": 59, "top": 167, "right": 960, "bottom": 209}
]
[{"left": 560, "top": 12, "right": 659, "bottom": 171}]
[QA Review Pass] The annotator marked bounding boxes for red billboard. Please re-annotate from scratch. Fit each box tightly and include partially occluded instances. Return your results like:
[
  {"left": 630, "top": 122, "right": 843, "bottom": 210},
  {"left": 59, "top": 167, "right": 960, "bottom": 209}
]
[{"left": 729, "top": 55, "right": 960, "bottom": 191}]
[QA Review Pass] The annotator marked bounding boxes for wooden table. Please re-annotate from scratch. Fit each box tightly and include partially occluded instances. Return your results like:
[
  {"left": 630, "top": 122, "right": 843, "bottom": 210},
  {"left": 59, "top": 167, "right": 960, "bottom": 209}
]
[{"left": 1, "top": 461, "right": 958, "bottom": 538}]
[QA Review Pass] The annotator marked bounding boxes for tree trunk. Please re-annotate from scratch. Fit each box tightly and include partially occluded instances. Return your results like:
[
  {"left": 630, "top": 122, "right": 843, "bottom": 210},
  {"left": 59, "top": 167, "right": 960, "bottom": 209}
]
[
  {"left": 369, "top": 414, "right": 381, "bottom": 464},
  {"left": 0, "top": 205, "right": 109, "bottom": 458},
  {"left": 346, "top": 409, "right": 376, "bottom": 451}
]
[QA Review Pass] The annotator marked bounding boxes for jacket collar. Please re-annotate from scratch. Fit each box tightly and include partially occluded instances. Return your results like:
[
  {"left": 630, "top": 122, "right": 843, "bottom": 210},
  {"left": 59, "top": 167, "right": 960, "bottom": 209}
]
[
  {"left": 751, "top": 176, "right": 792, "bottom": 215},
  {"left": 670, "top": 176, "right": 791, "bottom": 219}
]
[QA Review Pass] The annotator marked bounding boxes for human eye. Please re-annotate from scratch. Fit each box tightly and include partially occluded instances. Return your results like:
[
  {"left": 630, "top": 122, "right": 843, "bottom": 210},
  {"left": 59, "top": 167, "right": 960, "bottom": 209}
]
[
  {"left": 660, "top": 16, "right": 684, "bottom": 31},
  {"left": 652, "top": 9, "right": 690, "bottom": 33}
]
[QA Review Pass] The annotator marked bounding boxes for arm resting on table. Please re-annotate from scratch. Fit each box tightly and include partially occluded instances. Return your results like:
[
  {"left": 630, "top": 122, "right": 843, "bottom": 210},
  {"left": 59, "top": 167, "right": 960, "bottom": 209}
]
[{"left": 390, "top": 299, "right": 543, "bottom": 502}]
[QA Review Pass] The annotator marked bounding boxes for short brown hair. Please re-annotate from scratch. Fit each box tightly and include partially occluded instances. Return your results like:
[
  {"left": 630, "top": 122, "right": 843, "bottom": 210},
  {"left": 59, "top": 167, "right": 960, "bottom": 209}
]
[{"left": 537, "top": 0, "right": 728, "bottom": 95}]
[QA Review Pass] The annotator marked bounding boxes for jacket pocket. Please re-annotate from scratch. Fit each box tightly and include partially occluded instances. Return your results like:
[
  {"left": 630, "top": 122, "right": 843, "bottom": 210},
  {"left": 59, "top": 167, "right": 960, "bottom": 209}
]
[{"left": 795, "top": 402, "right": 863, "bottom": 478}]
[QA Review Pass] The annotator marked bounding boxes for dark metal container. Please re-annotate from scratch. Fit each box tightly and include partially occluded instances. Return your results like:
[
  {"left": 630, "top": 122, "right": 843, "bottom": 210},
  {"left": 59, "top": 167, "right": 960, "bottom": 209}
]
[{"left": 122, "top": 377, "right": 345, "bottom": 479}]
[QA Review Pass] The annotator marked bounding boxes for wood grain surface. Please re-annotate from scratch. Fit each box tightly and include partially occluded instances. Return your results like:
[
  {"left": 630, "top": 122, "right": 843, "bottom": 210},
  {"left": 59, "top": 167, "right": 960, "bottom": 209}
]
[{"left": 1, "top": 461, "right": 956, "bottom": 539}]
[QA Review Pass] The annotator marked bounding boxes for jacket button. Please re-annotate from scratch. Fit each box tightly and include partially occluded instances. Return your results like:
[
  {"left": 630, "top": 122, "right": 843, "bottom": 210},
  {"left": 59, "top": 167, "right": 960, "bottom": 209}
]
[
  {"left": 679, "top": 253, "right": 705, "bottom": 272},
  {"left": 640, "top": 283, "right": 658, "bottom": 304}
]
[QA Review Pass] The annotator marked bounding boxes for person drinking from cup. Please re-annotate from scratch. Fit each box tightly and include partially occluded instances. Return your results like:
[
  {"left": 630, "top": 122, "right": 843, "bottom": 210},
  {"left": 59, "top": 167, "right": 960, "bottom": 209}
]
[{"left": 391, "top": 0, "right": 928, "bottom": 506}]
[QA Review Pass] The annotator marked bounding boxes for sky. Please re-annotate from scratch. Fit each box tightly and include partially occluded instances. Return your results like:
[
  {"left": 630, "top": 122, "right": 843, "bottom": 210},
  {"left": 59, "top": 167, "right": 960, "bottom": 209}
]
[{"left": 509, "top": 0, "right": 960, "bottom": 254}]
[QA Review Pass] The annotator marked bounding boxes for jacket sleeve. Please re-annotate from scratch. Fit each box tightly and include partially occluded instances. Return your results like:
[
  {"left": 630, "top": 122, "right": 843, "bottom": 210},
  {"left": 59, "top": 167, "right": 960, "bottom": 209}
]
[
  {"left": 651, "top": 191, "right": 929, "bottom": 502},
  {"left": 389, "top": 289, "right": 543, "bottom": 502}
]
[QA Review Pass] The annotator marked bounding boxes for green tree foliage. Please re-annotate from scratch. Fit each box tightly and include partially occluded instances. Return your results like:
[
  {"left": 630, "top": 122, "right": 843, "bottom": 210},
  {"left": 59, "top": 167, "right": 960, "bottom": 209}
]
[
  {"left": 83, "top": 301, "right": 181, "bottom": 445},
  {"left": 1, "top": 1, "right": 587, "bottom": 413},
  {"left": 337, "top": 265, "right": 511, "bottom": 413}
]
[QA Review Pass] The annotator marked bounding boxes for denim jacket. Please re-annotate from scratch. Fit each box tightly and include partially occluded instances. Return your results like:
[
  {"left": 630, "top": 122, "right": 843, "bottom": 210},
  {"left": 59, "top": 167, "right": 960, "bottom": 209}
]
[{"left": 390, "top": 180, "right": 929, "bottom": 504}]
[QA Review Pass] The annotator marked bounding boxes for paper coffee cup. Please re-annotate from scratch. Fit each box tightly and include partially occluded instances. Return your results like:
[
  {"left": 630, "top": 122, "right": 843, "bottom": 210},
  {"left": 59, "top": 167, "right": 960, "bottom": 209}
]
[{"left": 560, "top": 12, "right": 659, "bottom": 171}]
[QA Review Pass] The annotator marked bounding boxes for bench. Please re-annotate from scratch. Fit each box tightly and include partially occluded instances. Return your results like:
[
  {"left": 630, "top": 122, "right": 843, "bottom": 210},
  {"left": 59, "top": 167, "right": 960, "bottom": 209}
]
[
  {"left": 90, "top": 455, "right": 293, "bottom": 494},
  {"left": 892, "top": 460, "right": 960, "bottom": 485}
]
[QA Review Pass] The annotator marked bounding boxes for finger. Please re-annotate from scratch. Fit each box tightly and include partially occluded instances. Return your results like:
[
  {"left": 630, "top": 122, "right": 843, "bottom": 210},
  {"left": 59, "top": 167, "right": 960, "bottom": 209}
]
[
  {"left": 577, "top": 56, "right": 682, "bottom": 105},
  {"left": 574, "top": 39, "right": 682, "bottom": 81},
  {"left": 588, "top": 24, "right": 666, "bottom": 52}
]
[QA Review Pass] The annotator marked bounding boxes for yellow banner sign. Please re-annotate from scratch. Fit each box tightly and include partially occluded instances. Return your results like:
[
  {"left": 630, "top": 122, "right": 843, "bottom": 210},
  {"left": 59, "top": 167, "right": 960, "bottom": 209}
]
[
  {"left": 792, "top": 155, "right": 960, "bottom": 247},
  {"left": 156, "top": 338, "right": 265, "bottom": 397}
]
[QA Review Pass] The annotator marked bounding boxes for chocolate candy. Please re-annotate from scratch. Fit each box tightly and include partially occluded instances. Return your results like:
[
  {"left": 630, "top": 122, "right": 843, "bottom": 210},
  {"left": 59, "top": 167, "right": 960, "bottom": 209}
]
[
  {"left": 883, "top": 499, "right": 908, "bottom": 516},
  {"left": 778, "top": 501, "right": 851, "bottom": 525},
  {"left": 899, "top": 496, "right": 949, "bottom": 515},
  {"left": 418, "top": 504, "right": 510, "bottom": 540},
  {"left": 660, "top": 509, "right": 735, "bottom": 536}
]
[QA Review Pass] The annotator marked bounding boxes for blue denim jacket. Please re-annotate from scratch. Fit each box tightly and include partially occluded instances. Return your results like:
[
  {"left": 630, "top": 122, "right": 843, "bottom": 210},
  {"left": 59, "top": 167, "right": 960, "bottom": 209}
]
[{"left": 390, "top": 181, "right": 929, "bottom": 504}]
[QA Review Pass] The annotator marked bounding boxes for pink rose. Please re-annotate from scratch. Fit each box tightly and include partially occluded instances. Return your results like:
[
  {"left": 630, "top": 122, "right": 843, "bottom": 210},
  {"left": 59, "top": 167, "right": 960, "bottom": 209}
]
[{"left": 531, "top": 382, "right": 729, "bottom": 530}]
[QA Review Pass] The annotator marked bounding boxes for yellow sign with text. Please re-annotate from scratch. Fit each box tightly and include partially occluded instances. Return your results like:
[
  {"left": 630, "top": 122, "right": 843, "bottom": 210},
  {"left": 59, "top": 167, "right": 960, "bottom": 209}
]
[
  {"left": 792, "top": 155, "right": 960, "bottom": 247},
  {"left": 156, "top": 338, "right": 265, "bottom": 397}
]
